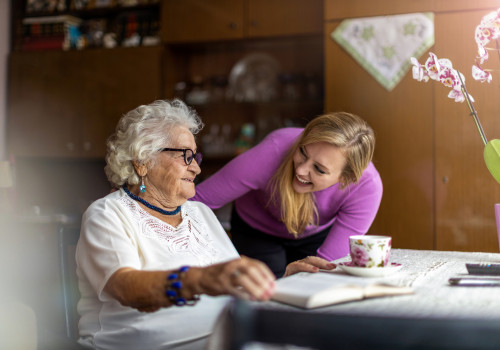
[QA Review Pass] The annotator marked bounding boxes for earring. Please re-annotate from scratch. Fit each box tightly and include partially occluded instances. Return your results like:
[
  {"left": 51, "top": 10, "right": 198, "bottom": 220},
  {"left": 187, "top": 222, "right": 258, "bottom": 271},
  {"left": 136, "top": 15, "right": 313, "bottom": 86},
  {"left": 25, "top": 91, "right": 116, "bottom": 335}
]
[{"left": 140, "top": 176, "right": 146, "bottom": 193}]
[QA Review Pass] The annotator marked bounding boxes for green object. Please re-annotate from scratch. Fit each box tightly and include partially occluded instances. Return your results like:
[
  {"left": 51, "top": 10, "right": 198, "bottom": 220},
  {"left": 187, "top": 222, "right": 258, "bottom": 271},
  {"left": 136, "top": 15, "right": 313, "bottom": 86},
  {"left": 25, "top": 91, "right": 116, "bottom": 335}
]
[
  {"left": 458, "top": 73, "right": 500, "bottom": 184},
  {"left": 484, "top": 139, "right": 500, "bottom": 184}
]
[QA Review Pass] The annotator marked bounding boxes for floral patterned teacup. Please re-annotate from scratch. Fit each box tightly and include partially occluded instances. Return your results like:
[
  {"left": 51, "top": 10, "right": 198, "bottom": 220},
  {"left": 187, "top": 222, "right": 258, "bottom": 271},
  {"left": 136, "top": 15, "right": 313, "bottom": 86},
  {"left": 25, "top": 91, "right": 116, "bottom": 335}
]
[{"left": 349, "top": 235, "right": 392, "bottom": 268}]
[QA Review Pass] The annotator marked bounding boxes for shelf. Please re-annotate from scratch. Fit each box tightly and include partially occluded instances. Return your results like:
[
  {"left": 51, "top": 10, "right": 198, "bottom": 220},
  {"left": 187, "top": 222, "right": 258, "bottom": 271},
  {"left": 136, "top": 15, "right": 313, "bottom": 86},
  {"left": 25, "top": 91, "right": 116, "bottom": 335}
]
[
  {"left": 12, "top": 0, "right": 161, "bottom": 51},
  {"left": 24, "top": 3, "right": 160, "bottom": 19}
]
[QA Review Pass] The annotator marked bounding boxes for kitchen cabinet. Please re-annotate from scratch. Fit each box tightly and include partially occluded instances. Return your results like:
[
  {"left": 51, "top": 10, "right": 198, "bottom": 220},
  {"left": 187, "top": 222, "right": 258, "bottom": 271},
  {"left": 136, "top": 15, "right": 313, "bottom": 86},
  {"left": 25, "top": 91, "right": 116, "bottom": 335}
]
[
  {"left": 161, "top": 0, "right": 244, "bottom": 42},
  {"left": 161, "top": 0, "right": 322, "bottom": 43},
  {"left": 324, "top": 0, "right": 500, "bottom": 252},
  {"left": 165, "top": 35, "right": 325, "bottom": 180},
  {"left": 246, "top": 0, "right": 323, "bottom": 38},
  {"left": 6, "top": 0, "right": 325, "bottom": 219},
  {"left": 161, "top": 1, "right": 325, "bottom": 179},
  {"left": 7, "top": 46, "right": 162, "bottom": 158}
]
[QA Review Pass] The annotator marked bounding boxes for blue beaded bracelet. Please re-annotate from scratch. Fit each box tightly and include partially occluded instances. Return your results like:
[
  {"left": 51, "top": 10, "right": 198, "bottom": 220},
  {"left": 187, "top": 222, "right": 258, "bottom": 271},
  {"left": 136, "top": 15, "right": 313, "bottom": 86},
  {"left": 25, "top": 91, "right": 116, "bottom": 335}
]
[{"left": 165, "top": 266, "right": 200, "bottom": 306}]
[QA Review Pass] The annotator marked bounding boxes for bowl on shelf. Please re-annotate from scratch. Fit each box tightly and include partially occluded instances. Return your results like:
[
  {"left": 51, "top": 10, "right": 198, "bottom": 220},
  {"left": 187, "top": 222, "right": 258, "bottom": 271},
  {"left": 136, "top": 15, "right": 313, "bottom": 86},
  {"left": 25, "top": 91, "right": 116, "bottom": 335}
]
[{"left": 227, "top": 52, "right": 281, "bottom": 103}]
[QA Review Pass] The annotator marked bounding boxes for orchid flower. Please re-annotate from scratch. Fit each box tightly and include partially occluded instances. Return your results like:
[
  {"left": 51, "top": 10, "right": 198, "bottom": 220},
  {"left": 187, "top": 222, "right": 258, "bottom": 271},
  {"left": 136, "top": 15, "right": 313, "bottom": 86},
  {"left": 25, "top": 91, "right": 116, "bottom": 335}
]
[
  {"left": 473, "top": 8, "right": 500, "bottom": 83},
  {"left": 411, "top": 52, "right": 474, "bottom": 103},
  {"left": 410, "top": 57, "right": 429, "bottom": 82},
  {"left": 411, "top": 52, "right": 486, "bottom": 146},
  {"left": 472, "top": 64, "right": 492, "bottom": 83}
]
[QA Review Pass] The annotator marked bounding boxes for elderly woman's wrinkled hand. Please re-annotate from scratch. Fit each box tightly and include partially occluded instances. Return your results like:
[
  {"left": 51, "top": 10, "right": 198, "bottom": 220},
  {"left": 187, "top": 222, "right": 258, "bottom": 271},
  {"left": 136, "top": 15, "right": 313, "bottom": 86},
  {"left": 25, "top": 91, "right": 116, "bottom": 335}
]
[
  {"left": 283, "top": 256, "right": 336, "bottom": 277},
  {"left": 195, "top": 256, "right": 276, "bottom": 301}
]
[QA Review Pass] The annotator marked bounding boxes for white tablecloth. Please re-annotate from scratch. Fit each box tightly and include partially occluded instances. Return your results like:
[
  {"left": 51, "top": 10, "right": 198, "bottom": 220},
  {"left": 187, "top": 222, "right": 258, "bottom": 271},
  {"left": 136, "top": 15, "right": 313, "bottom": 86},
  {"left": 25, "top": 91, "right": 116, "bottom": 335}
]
[
  {"left": 266, "top": 249, "right": 500, "bottom": 320},
  {"left": 208, "top": 249, "right": 500, "bottom": 349}
]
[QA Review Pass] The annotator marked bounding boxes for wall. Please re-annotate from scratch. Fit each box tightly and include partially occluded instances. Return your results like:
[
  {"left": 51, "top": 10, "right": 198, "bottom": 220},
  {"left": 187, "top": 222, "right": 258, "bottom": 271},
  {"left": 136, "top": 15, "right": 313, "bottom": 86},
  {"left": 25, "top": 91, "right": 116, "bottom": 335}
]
[
  {"left": 0, "top": 0, "right": 9, "bottom": 160},
  {"left": 324, "top": 0, "right": 500, "bottom": 252}
]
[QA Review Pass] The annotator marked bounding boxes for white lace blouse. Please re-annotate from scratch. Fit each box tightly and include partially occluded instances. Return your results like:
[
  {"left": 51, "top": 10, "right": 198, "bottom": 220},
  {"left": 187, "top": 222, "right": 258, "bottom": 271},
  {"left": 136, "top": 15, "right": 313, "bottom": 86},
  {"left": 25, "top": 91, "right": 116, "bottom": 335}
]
[{"left": 75, "top": 189, "right": 239, "bottom": 350}]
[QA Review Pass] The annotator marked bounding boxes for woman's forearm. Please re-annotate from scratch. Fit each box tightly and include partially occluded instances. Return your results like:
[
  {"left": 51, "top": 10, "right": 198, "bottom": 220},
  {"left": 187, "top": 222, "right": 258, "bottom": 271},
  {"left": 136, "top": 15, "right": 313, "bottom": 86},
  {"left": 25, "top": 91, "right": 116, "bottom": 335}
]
[
  {"left": 104, "top": 258, "right": 276, "bottom": 312},
  {"left": 105, "top": 268, "right": 174, "bottom": 310},
  {"left": 105, "top": 267, "right": 203, "bottom": 310}
]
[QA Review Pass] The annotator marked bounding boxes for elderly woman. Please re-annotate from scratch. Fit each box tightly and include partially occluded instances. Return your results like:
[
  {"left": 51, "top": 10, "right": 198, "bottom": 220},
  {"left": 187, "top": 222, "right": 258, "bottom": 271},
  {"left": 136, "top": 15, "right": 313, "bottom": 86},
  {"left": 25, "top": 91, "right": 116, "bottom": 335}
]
[{"left": 75, "top": 99, "right": 332, "bottom": 350}]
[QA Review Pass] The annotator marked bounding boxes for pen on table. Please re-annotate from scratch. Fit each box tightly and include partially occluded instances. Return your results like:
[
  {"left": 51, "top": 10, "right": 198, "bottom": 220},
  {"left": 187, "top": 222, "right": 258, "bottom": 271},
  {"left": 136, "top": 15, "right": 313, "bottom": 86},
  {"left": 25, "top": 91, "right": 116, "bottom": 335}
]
[{"left": 449, "top": 277, "right": 500, "bottom": 286}]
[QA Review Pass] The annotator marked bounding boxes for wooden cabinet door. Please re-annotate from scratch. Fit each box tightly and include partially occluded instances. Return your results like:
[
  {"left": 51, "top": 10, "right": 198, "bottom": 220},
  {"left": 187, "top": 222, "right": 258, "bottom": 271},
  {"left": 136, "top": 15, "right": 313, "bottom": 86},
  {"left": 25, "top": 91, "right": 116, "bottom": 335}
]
[
  {"left": 246, "top": 0, "right": 323, "bottom": 38},
  {"left": 434, "top": 10, "right": 500, "bottom": 252},
  {"left": 323, "top": 0, "right": 499, "bottom": 20},
  {"left": 76, "top": 47, "right": 163, "bottom": 158},
  {"left": 7, "top": 47, "right": 162, "bottom": 158},
  {"left": 7, "top": 51, "right": 81, "bottom": 157},
  {"left": 161, "top": 0, "right": 244, "bottom": 43},
  {"left": 161, "top": 0, "right": 322, "bottom": 42},
  {"left": 324, "top": 21, "right": 435, "bottom": 251}
]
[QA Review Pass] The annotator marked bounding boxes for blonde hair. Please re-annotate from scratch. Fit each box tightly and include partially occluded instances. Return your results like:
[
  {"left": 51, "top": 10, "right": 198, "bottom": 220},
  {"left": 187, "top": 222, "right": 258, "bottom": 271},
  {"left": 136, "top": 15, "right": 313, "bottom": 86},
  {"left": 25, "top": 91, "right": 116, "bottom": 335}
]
[
  {"left": 105, "top": 99, "right": 203, "bottom": 188},
  {"left": 269, "top": 112, "right": 375, "bottom": 237}
]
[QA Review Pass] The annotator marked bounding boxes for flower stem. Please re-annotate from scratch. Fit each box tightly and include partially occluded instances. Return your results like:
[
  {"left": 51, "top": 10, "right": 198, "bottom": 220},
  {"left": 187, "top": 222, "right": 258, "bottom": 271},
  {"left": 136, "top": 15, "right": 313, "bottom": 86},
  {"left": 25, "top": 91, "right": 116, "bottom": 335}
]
[
  {"left": 458, "top": 72, "right": 488, "bottom": 146},
  {"left": 496, "top": 39, "right": 500, "bottom": 61}
]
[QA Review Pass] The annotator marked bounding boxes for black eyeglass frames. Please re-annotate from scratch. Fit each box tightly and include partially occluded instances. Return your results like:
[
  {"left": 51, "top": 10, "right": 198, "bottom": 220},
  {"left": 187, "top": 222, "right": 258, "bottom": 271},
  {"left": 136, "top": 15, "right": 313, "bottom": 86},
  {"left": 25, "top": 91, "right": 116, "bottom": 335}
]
[{"left": 160, "top": 148, "right": 202, "bottom": 166}]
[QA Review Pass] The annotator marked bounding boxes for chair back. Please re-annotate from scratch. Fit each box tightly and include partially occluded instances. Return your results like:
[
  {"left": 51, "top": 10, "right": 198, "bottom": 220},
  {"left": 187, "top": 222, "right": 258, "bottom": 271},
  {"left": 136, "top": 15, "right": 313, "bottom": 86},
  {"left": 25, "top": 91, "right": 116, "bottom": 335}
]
[{"left": 57, "top": 224, "right": 81, "bottom": 341}]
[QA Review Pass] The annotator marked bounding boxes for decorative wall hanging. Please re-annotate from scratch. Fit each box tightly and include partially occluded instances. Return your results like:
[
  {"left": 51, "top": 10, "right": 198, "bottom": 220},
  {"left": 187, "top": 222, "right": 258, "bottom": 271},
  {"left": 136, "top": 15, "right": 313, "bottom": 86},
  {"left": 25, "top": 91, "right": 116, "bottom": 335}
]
[{"left": 332, "top": 12, "right": 434, "bottom": 91}]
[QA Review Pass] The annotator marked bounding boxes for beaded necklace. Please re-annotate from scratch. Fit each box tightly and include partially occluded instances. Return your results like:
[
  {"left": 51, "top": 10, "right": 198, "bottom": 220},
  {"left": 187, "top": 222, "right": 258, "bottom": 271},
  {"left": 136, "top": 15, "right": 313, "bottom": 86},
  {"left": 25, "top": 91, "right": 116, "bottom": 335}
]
[{"left": 122, "top": 184, "right": 181, "bottom": 216}]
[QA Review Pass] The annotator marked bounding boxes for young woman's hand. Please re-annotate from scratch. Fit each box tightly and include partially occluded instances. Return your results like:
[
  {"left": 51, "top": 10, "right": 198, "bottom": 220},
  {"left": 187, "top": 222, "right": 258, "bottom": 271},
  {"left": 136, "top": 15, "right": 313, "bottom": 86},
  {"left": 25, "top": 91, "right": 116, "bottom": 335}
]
[{"left": 283, "top": 256, "right": 336, "bottom": 277}]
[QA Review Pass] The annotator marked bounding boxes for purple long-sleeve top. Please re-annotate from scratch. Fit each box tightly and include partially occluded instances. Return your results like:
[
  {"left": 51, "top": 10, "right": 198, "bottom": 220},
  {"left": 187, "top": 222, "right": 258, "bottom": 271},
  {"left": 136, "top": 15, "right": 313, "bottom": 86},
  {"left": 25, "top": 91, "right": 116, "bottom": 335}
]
[{"left": 191, "top": 127, "right": 383, "bottom": 261}]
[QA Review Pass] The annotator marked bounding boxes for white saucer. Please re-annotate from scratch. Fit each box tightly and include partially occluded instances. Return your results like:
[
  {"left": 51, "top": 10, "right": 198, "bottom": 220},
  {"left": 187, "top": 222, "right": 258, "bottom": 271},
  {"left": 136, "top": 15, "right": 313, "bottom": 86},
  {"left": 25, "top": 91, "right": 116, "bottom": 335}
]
[{"left": 338, "top": 262, "right": 402, "bottom": 277}]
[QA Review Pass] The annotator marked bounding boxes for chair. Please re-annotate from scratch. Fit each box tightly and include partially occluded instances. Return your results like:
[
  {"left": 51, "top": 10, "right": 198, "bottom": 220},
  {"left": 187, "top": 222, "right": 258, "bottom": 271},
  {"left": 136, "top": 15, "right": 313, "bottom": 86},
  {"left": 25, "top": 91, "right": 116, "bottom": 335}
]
[
  {"left": 57, "top": 223, "right": 84, "bottom": 349},
  {"left": 226, "top": 300, "right": 500, "bottom": 350}
]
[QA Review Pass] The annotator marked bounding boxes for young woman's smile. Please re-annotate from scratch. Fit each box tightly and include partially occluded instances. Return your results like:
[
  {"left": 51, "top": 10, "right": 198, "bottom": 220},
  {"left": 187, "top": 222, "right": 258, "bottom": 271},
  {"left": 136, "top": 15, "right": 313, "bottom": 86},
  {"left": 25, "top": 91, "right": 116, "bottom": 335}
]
[{"left": 292, "top": 142, "right": 346, "bottom": 194}]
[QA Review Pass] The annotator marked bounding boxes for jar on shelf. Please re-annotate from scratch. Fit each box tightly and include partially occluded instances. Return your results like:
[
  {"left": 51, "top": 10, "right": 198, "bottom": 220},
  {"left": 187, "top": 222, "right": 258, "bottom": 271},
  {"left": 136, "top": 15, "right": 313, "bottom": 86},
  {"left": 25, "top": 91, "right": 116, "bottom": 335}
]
[
  {"left": 278, "top": 73, "right": 301, "bottom": 101},
  {"left": 209, "top": 75, "right": 229, "bottom": 103},
  {"left": 173, "top": 81, "right": 188, "bottom": 100},
  {"left": 234, "top": 123, "right": 255, "bottom": 155},
  {"left": 304, "top": 73, "right": 321, "bottom": 100},
  {"left": 186, "top": 76, "right": 210, "bottom": 105}
]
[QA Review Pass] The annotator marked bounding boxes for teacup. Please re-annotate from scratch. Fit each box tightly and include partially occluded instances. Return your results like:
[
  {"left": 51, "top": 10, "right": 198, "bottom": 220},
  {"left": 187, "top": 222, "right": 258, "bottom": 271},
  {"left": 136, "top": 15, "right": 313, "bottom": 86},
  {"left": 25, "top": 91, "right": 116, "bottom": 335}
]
[{"left": 349, "top": 235, "right": 392, "bottom": 268}]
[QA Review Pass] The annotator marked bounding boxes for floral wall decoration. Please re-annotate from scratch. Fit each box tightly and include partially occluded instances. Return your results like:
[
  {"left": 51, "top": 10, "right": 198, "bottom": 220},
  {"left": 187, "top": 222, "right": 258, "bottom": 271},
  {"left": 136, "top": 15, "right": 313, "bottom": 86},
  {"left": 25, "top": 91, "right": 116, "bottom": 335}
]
[{"left": 332, "top": 12, "right": 434, "bottom": 91}]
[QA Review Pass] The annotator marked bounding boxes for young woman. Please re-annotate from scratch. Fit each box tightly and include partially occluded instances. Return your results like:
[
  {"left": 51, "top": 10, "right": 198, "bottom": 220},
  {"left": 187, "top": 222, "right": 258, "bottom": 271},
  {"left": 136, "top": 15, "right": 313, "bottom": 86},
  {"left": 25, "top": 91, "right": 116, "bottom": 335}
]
[{"left": 192, "top": 112, "right": 383, "bottom": 277}]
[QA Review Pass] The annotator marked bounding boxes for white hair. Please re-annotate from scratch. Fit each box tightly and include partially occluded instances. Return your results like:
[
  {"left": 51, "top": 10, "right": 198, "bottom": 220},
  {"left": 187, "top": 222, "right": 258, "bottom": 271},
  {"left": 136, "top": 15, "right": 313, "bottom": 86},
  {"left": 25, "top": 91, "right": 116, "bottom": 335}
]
[{"left": 105, "top": 99, "right": 204, "bottom": 188}]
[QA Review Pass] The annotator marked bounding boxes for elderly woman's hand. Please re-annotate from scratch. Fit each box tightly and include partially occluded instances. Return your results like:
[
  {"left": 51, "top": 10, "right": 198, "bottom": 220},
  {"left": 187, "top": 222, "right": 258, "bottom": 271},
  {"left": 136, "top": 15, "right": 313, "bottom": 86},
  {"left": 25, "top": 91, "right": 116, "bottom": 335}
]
[
  {"left": 283, "top": 256, "right": 336, "bottom": 277},
  {"left": 191, "top": 256, "right": 276, "bottom": 301}
]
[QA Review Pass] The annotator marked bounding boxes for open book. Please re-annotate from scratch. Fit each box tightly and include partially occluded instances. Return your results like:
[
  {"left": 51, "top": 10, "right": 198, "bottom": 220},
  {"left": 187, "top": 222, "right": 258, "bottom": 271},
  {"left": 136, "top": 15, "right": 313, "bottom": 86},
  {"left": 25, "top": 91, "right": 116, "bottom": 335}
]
[{"left": 272, "top": 272, "right": 413, "bottom": 309}]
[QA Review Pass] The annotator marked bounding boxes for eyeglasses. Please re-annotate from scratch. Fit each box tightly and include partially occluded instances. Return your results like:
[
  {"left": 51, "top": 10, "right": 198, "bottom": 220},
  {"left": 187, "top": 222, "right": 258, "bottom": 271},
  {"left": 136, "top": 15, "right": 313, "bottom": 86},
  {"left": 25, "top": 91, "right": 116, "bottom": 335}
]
[{"left": 160, "top": 148, "right": 202, "bottom": 166}]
